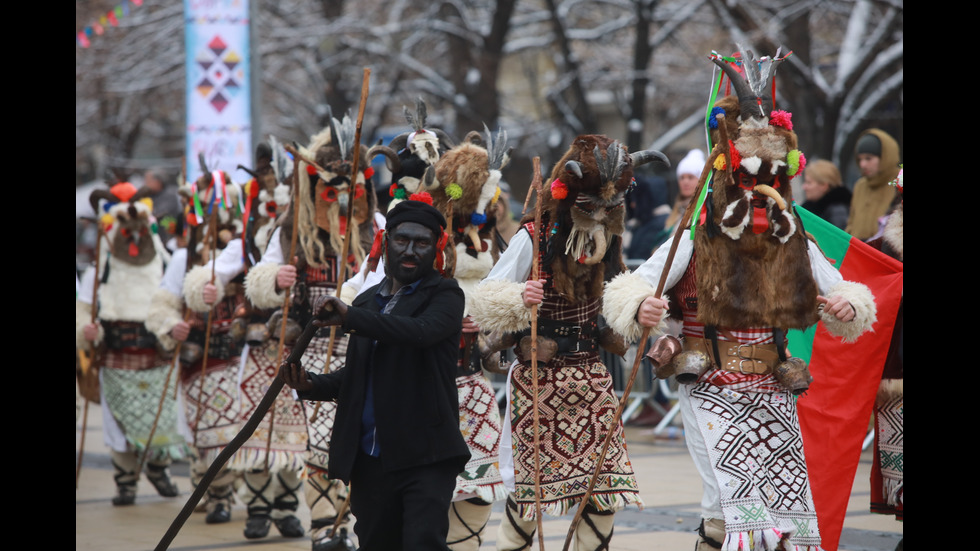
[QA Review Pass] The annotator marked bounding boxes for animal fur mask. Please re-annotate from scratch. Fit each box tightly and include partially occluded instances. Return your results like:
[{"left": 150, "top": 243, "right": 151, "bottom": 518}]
[
  {"left": 535, "top": 134, "right": 667, "bottom": 303},
  {"left": 691, "top": 48, "right": 817, "bottom": 329}
]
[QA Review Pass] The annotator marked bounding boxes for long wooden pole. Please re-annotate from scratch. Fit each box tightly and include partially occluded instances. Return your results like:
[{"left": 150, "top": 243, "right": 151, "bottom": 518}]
[
  {"left": 310, "top": 67, "right": 371, "bottom": 425},
  {"left": 192, "top": 207, "right": 220, "bottom": 448},
  {"left": 561, "top": 117, "right": 728, "bottom": 550},
  {"left": 528, "top": 157, "right": 546, "bottom": 551},
  {"left": 77, "top": 222, "right": 106, "bottom": 488}
]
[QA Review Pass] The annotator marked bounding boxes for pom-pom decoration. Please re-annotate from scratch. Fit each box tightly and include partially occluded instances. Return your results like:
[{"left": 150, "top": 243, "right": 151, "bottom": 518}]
[
  {"left": 138, "top": 197, "right": 154, "bottom": 211},
  {"left": 363, "top": 166, "right": 375, "bottom": 180},
  {"left": 550, "top": 178, "right": 568, "bottom": 199},
  {"left": 446, "top": 183, "right": 463, "bottom": 200},
  {"left": 728, "top": 141, "right": 742, "bottom": 170},
  {"left": 713, "top": 155, "right": 727, "bottom": 171},
  {"left": 389, "top": 184, "right": 399, "bottom": 197},
  {"left": 769, "top": 110, "right": 793, "bottom": 131},
  {"left": 394, "top": 188, "right": 407, "bottom": 200},
  {"left": 708, "top": 106, "right": 726, "bottom": 129},
  {"left": 409, "top": 191, "right": 433, "bottom": 205},
  {"left": 471, "top": 212, "right": 487, "bottom": 226},
  {"left": 786, "top": 149, "right": 806, "bottom": 177},
  {"left": 305, "top": 164, "right": 317, "bottom": 175}
]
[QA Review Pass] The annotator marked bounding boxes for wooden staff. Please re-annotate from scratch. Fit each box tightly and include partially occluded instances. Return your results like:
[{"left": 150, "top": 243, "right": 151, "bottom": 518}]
[
  {"left": 192, "top": 207, "right": 220, "bottom": 448},
  {"left": 76, "top": 221, "right": 106, "bottom": 488},
  {"left": 137, "top": 306, "right": 193, "bottom": 476},
  {"left": 561, "top": 115, "right": 729, "bottom": 550},
  {"left": 261, "top": 143, "right": 305, "bottom": 471},
  {"left": 310, "top": 66, "right": 371, "bottom": 424},
  {"left": 527, "top": 157, "right": 546, "bottom": 551}
]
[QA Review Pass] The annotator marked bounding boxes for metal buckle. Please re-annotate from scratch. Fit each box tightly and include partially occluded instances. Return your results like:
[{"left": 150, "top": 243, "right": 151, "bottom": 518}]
[{"left": 734, "top": 344, "right": 758, "bottom": 374}]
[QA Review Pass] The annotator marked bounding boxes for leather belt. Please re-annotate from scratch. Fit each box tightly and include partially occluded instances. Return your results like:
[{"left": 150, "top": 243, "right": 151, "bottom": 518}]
[
  {"left": 686, "top": 337, "right": 779, "bottom": 375},
  {"left": 515, "top": 319, "right": 598, "bottom": 355}
]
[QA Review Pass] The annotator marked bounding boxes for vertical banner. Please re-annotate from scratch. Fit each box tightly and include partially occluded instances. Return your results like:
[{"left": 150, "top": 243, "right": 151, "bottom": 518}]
[{"left": 184, "top": 0, "right": 251, "bottom": 181}]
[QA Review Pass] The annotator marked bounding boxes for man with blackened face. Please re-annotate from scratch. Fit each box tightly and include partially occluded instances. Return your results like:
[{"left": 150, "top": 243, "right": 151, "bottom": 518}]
[{"left": 281, "top": 200, "right": 470, "bottom": 550}]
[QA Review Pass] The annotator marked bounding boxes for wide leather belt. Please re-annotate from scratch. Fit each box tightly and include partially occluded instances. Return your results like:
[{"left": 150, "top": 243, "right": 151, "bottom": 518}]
[
  {"left": 515, "top": 319, "right": 598, "bottom": 355},
  {"left": 686, "top": 338, "right": 779, "bottom": 375}
]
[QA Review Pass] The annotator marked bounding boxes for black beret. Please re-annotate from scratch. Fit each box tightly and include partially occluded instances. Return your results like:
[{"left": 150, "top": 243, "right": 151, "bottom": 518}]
[{"left": 386, "top": 200, "right": 446, "bottom": 237}]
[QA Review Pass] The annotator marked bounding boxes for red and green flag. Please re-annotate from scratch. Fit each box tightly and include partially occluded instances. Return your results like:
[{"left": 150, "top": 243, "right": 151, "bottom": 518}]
[{"left": 788, "top": 206, "right": 903, "bottom": 551}]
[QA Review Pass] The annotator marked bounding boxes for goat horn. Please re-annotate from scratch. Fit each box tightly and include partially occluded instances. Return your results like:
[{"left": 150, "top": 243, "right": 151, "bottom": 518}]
[{"left": 753, "top": 184, "right": 787, "bottom": 211}]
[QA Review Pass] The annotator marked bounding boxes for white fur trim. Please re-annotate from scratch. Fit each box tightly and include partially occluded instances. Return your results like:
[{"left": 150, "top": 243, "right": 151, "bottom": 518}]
[
  {"left": 741, "top": 156, "right": 762, "bottom": 175},
  {"left": 97, "top": 256, "right": 163, "bottom": 321},
  {"left": 453, "top": 243, "right": 494, "bottom": 282},
  {"left": 773, "top": 208, "right": 796, "bottom": 244},
  {"left": 145, "top": 288, "right": 185, "bottom": 351},
  {"left": 244, "top": 262, "right": 286, "bottom": 309},
  {"left": 877, "top": 379, "right": 903, "bottom": 405},
  {"left": 821, "top": 280, "right": 877, "bottom": 343},
  {"left": 469, "top": 279, "right": 532, "bottom": 334},
  {"left": 883, "top": 206, "right": 903, "bottom": 261},
  {"left": 602, "top": 272, "right": 667, "bottom": 343},
  {"left": 183, "top": 265, "right": 225, "bottom": 313},
  {"left": 720, "top": 193, "right": 751, "bottom": 240}
]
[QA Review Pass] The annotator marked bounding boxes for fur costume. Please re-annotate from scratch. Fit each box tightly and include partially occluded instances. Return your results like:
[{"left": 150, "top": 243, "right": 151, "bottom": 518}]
[
  {"left": 603, "top": 48, "right": 877, "bottom": 551},
  {"left": 76, "top": 182, "right": 188, "bottom": 505},
  {"left": 866, "top": 170, "right": 903, "bottom": 521},
  {"left": 146, "top": 171, "right": 250, "bottom": 520},
  {"left": 243, "top": 113, "right": 382, "bottom": 549},
  {"left": 471, "top": 135, "right": 666, "bottom": 548},
  {"left": 425, "top": 127, "right": 510, "bottom": 549}
]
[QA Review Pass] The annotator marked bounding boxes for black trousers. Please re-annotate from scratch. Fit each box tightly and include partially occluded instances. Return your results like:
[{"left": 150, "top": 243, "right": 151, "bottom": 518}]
[{"left": 349, "top": 450, "right": 458, "bottom": 550}]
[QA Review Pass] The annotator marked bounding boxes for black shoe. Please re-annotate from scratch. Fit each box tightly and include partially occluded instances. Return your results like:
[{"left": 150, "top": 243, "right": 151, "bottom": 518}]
[
  {"left": 244, "top": 514, "right": 271, "bottom": 539},
  {"left": 205, "top": 503, "right": 231, "bottom": 524},
  {"left": 146, "top": 467, "right": 179, "bottom": 498},
  {"left": 312, "top": 528, "right": 357, "bottom": 551},
  {"left": 273, "top": 515, "right": 305, "bottom": 538},
  {"left": 112, "top": 485, "right": 136, "bottom": 506}
]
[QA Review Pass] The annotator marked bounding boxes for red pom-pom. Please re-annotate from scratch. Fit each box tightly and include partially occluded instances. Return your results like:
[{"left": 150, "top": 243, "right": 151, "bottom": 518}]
[
  {"left": 769, "top": 110, "right": 793, "bottom": 131},
  {"left": 363, "top": 166, "right": 375, "bottom": 180},
  {"left": 550, "top": 179, "right": 568, "bottom": 200},
  {"left": 409, "top": 191, "right": 434, "bottom": 205},
  {"left": 306, "top": 164, "right": 317, "bottom": 175},
  {"left": 728, "top": 140, "right": 742, "bottom": 169},
  {"left": 389, "top": 183, "right": 398, "bottom": 197}
]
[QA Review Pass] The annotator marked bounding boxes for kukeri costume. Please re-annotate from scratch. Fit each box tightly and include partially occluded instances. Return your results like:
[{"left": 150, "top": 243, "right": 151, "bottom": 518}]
[
  {"left": 145, "top": 171, "right": 246, "bottom": 524},
  {"left": 422, "top": 126, "right": 510, "bottom": 550},
  {"left": 76, "top": 182, "right": 187, "bottom": 506},
  {"left": 471, "top": 135, "right": 665, "bottom": 550},
  {"left": 244, "top": 115, "right": 382, "bottom": 550},
  {"left": 866, "top": 169, "right": 902, "bottom": 522},
  {"left": 604, "top": 49, "right": 877, "bottom": 551},
  {"left": 188, "top": 143, "right": 309, "bottom": 540}
]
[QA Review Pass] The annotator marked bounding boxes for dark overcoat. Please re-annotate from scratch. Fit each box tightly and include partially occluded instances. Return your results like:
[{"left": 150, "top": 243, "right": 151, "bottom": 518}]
[{"left": 299, "top": 271, "right": 470, "bottom": 482}]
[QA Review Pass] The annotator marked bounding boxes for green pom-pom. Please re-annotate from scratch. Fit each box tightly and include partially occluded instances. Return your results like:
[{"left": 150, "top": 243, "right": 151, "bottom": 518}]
[
  {"left": 786, "top": 149, "right": 806, "bottom": 177},
  {"left": 446, "top": 183, "right": 463, "bottom": 200},
  {"left": 394, "top": 188, "right": 407, "bottom": 199}
]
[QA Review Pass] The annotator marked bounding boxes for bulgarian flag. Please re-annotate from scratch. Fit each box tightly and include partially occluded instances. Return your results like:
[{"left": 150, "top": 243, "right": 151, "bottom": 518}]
[{"left": 788, "top": 207, "right": 903, "bottom": 551}]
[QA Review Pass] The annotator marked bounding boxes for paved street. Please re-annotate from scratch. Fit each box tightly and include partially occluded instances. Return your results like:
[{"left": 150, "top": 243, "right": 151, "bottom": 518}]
[{"left": 76, "top": 394, "right": 901, "bottom": 551}]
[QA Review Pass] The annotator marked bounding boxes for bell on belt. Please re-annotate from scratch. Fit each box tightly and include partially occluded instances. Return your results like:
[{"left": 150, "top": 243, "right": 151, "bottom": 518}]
[
  {"left": 673, "top": 350, "right": 710, "bottom": 384},
  {"left": 645, "top": 335, "right": 682, "bottom": 380},
  {"left": 245, "top": 322, "right": 270, "bottom": 346},
  {"left": 180, "top": 341, "right": 204, "bottom": 366},
  {"left": 773, "top": 357, "right": 813, "bottom": 395}
]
